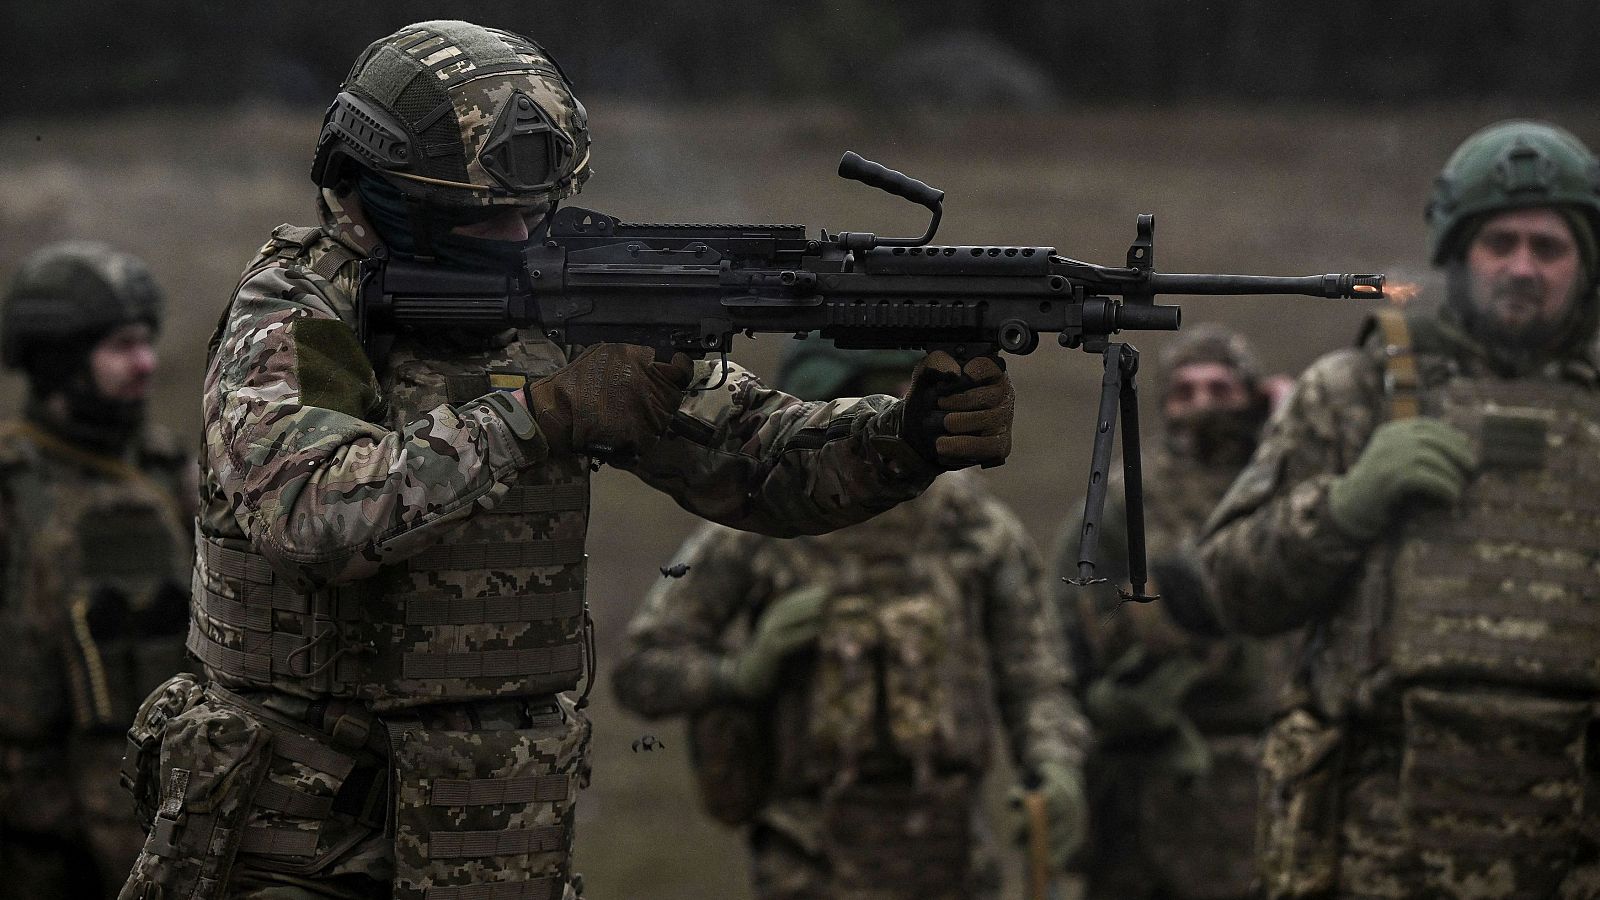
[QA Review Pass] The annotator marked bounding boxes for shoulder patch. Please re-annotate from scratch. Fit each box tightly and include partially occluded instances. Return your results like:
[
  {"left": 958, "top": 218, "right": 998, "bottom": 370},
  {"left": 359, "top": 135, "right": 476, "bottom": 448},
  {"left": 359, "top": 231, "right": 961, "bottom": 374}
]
[{"left": 291, "top": 318, "right": 380, "bottom": 419}]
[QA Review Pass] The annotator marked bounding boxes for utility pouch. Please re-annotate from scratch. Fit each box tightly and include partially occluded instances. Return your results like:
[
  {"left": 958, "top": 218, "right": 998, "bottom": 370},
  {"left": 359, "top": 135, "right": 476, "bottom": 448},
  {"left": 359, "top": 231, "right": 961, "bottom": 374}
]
[
  {"left": 822, "top": 776, "right": 973, "bottom": 898},
  {"left": 121, "top": 672, "right": 206, "bottom": 830},
  {"left": 1257, "top": 709, "right": 1346, "bottom": 899},
  {"left": 118, "top": 698, "right": 274, "bottom": 900},
  {"left": 1399, "top": 686, "right": 1589, "bottom": 889},
  {"left": 688, "top": 703, "right": 773, "bottom": 827},
  {"left": 389, "top": 695, "right": 591, "bottom": 900}
]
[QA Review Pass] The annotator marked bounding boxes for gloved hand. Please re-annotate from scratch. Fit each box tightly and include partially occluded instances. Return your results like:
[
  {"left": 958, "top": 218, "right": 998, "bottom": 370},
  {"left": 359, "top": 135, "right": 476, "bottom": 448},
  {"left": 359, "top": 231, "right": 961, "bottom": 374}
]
[
  {"left": 1084, "top": 648, "right": 1205, "bottom": 739},
  {"left": 901, "top": 351, "right": 1015, "bottom": 469},
  {"left": 721, "top": 584, "right": 828, "bottom": 700},
  {"left": 525, "top": 343, "right": 695, "bottom": 459},
  {"left": 1326, "top": 418, "right": 1475, "bottom": 541},
  {"left": 1008, "top": 761, "right": 1089, "bottom": 870}
]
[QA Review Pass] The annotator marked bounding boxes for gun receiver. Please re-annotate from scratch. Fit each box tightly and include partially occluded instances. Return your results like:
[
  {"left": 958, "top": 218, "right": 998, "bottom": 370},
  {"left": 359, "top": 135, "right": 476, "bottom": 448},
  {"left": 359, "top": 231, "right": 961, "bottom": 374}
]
[{"left": 359, "top": 152, "right": 1385, "bottom": 598}]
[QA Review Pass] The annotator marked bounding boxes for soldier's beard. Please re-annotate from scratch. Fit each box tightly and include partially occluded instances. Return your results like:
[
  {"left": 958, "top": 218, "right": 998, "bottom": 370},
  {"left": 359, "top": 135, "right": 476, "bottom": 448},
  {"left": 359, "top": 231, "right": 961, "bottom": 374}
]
[
  {"left": 1444, "top": 261, "right": 1598, "bottom": 370},
  {"left": 1163, "top": 398, "right": 1267, "bottom": 467},
  {"left": 29, "top": 373, "right": 145, "bottom": 455}
]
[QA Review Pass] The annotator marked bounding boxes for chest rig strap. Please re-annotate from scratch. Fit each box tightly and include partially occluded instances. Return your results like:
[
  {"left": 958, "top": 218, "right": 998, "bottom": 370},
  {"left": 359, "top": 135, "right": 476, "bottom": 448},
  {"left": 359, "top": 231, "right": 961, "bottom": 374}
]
[{"left": 1373, "top": 307, "right": 1420, "bottom": 421}]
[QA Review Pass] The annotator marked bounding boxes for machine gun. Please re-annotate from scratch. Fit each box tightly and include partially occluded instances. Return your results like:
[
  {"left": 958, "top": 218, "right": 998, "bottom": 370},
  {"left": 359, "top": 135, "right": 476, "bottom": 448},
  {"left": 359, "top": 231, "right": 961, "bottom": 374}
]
[{"left": 359, "top": 151, "right": 1385, "bottom": 600}]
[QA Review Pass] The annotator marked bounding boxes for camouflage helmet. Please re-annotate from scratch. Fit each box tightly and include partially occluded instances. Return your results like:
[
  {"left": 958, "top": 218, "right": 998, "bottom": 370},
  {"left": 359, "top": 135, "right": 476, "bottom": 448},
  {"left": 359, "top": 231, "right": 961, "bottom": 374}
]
[
  {"left": 775, "top": 334, "right": 924, "bottom": 400},
  {"left": 1426, "top": 120, "right": 1600, "bottom": 265},
  {"left": 1156, "top": 322, "right": 1260, "bottom": 391},
  {"left": 311, "top": 20, "right": 592, "bottom": 210},
  {"left": 2, "top": 241, "right": 162, "bottom": 373}
]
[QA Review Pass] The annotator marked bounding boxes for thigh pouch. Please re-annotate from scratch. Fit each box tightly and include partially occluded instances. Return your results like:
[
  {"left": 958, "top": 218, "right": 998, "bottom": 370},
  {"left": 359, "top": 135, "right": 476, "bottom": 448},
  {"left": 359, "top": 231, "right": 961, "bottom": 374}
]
[{"left": 119, "top": 692, "right": 274, "bottom": 900}]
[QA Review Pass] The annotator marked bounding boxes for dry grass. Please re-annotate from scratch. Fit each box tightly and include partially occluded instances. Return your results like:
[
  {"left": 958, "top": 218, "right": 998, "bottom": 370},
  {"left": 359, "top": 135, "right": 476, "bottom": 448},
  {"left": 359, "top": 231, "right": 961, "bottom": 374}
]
[{"left": 3, "top": 100, "right": 1597, "bottom": 898}]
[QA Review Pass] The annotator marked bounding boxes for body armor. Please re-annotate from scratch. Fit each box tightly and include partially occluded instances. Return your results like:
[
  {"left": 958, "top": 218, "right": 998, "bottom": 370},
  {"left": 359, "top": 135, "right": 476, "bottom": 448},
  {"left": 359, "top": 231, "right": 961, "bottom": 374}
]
[
  {"left": 792, "top": 474, "right": 995, "bottom": 790},
  {"left": 166, "top": 226, "right": 593, "bottom": 900},
  {"left": 188, "top": 228, "right": 592, "bottom": 710},
  {"left": 1389, "top": 375, "right": 1600, "bottom": 690},
  {"left": 0, "top": 422, "right": 190, "bottom": 738}
]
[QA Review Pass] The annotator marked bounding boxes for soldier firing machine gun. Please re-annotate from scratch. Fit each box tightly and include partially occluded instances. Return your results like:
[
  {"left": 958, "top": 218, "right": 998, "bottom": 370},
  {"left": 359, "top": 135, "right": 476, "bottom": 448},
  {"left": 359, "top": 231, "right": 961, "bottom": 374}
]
[{"left": 358, "top": 152, "right": 1386, "bottom": 601}]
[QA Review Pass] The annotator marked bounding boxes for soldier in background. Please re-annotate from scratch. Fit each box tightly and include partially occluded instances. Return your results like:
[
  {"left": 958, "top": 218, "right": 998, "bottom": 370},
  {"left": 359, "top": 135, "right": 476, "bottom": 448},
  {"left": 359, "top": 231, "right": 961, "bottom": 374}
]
[
  {"left": 1051, "top": 324, "right": 1293, "bottom": 900},
  {"left": 1189, "top": 120, "right": 1600, "bottom": 897},
  {"left": 118, "top": 20, "right": 1016, "bottom": 900},
  {"left": 614, "top": 336, "right": 1089, "bottom": 900},
  {"left": 0, "top": 242, "right": 193, "bottom": 898}
]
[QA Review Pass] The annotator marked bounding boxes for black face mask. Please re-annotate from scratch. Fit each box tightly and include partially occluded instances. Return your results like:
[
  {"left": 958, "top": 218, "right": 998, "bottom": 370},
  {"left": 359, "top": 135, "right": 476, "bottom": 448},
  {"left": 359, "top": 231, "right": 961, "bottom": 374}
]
[
  {"left": 1163, "top": 396, "right": 1268, "bottom": 467},
  {"left": 355, "top": 172, "right": 530, "bottom": 271},
  {"left": 25, "top": 360, "right": 145, "bottom": 456}
]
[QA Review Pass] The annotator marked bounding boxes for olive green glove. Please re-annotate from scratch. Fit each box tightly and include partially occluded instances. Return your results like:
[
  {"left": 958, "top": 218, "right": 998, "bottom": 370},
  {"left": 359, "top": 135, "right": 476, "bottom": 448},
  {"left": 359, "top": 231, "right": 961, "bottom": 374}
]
[
  {"left": 1085, "top": 649, "right": 1211, "bottom": 778},
  {"left": 721, "top": 584, "right": 828, "bottom": 700},
  {"left": 1326, "top": 418, "right": 1475, "bottom": 541},
  {"left": 901, "top": 351, "right": 1015, "bottom": 469},
  {"left": 525, "top": 343, "right": 695, "bottom": 460},
  {"left": 1007, "top": 761, "right": 1089, "bottom": 870},
  {"left": 1084, "top": 648, "right": 1205, "bottom": 738}
]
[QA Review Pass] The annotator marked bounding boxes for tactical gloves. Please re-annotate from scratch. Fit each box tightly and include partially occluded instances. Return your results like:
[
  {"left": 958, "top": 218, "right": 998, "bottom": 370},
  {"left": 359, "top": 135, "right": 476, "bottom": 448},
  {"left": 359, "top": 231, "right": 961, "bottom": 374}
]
[
  {"left": 1085, "top": 649, "right": 1212, "bottom": 779},
  {"left": 1326, "top": 418, "right": 1476, "bottom": 541},
  {"left": 901, "top": 351, "right": 1016, "bottom": 469},
  {"left": 1008, "top": 761, "right": 1089, "bottom": 871},
  {"left": 524, "top": 343, "right": 695, "bottom": 460},
  {"left": 721, "top": 584, "right": 829, "bottom": 700}
]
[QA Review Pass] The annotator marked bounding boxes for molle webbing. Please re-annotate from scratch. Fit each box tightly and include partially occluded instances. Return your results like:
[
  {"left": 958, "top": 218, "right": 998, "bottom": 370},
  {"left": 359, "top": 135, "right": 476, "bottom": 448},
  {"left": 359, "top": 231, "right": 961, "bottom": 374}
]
[
  {"left": 486, "top": 483, "right": 589, "bottom": 516},
  {"left": 430, "top": 774, "right": 568, "bottom": 806},
  {"left": 408, "top": 538, "right": 585, "bottom": 571},
  {"left": 401, "top": 644, "right": 584, "bottom": 680},
  {"left": 1389, "top": 376, "right": 1600, "bottom": 690},
  {"left": 203, "top": 685, "right": 382, "bottom": 864},
  {"left": 422, "top": 879, "right": 556, "bottom": 900}
]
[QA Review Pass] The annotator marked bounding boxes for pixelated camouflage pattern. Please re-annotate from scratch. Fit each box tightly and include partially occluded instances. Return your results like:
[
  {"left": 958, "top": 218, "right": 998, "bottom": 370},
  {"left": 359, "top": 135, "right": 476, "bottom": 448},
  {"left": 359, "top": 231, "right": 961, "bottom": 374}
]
[
  {"left": 613, "top": 472, "right": 1086, "bottom": 899},
  {"left": 1388, "top": 375, "right": 1600, "bottom": 689},
  {"left": 391, "top": 695, "right": 590, "bottom": 900},
  {"left": 1052, "top": 447, "right": 1292, "bottom": 900},
  {"left": 0, "top": 418, "right": 192, "bottom": 895},
  {"left": 1199, "top": 308, "right": 1600, "bottom": 897}
]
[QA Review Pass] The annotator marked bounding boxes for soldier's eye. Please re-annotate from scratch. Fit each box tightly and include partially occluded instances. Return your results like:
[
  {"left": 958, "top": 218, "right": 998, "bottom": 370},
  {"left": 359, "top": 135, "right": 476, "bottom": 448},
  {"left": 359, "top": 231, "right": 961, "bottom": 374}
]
[
  {"left": 1530, "top": 235, "right": 1574, "bottom": 262},
  {"left": 1479, "top": 232, "right": 1518, "bottom": 256}
]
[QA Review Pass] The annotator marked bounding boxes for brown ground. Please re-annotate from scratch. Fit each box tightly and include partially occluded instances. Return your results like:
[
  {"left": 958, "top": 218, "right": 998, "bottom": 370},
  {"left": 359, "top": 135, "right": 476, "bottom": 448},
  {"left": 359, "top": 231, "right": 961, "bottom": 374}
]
[{"left": 2, "top": 100, "right": 1596, "bottom": 897}]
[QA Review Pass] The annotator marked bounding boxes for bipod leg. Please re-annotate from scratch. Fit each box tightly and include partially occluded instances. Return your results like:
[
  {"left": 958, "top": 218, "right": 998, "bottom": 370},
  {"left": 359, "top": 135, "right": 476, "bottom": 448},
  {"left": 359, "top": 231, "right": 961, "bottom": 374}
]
[
  {"left": 1068, "top": 343, "right": 1125, "bottom": 586},
  {"left": 1116, "top": 345, "right": 1158, "bottom": 603}
]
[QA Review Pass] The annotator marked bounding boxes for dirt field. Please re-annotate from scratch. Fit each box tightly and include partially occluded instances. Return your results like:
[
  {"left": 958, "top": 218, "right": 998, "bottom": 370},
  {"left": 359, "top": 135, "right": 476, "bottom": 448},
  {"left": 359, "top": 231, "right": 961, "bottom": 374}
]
[{"left": 3, "top": 100, "right": 1597, "bottom": 897}]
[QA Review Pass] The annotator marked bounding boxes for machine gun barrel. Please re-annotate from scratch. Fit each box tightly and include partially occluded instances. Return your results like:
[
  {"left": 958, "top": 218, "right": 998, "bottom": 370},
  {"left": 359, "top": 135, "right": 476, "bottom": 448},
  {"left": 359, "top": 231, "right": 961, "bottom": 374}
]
[{"left": 1145, "top": 272, "right": 1385, "bottom": 298}]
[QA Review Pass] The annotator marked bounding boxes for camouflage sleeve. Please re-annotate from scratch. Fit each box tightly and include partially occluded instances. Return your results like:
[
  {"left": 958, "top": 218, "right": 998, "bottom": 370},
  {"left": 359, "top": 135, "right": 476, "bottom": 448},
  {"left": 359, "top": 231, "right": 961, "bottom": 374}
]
[
  {"left": 983, "top": 498, "right": 1090, "bottom": 774},
  {"left": 208, "top": 264, "right": 545, "bottom": 586},
  {"left": 625, "top": 359, "right": 938, "bottom": 537},
  {"left": 610, "top": 523, "right": 758, "bottom": 718},
  {"left": 1195, "top": 349, "right": 1381, "bottom": 635}
]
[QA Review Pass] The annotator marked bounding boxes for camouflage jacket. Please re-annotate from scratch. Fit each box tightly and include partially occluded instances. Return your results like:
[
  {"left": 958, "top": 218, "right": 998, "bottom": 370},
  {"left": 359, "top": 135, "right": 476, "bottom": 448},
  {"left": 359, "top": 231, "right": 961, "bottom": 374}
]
[
  {"left": 1194, "top": 308, "right": 1600, "bottom": 720},
  {"left": 1053, "top": 448, "right": 1292, "bottom": 737},
  {"left": 612, "top": 471, "right": 1088, "bottom": 794},
  {"left": 200, "top": 187, "right": 938, "bottom": 592},
  {"left": 0, "top": 415, "right": 192, "bottom": 833}
]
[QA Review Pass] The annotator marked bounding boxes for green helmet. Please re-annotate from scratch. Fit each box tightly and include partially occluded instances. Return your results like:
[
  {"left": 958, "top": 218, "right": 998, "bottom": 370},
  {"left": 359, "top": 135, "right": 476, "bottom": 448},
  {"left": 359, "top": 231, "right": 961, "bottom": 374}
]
[
  {"left": 775, "top": 334, "right": 923, "bottom": 400},
  {"left": 2, "top": 241, "right": 162, "bottom": 375},
  {"left": 310, "top": 20, "right": 592, "bottom": 211},
  {"left": 1426, "top": 120, "right": 1600, "bottom": 265}
]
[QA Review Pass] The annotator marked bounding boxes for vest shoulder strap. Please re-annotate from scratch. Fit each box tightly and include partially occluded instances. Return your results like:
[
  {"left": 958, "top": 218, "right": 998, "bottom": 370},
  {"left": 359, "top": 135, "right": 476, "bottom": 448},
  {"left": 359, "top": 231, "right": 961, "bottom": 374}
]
[{"left": 1370, "top": 307, "right": 1420, "bottom": 421}]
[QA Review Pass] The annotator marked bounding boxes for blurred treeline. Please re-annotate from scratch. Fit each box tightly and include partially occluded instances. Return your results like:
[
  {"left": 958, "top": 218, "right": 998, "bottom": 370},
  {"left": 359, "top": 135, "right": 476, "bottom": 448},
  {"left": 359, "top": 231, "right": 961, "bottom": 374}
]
[{"left": 6, "top": 0, "right": 1595, "bottom": 115}]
